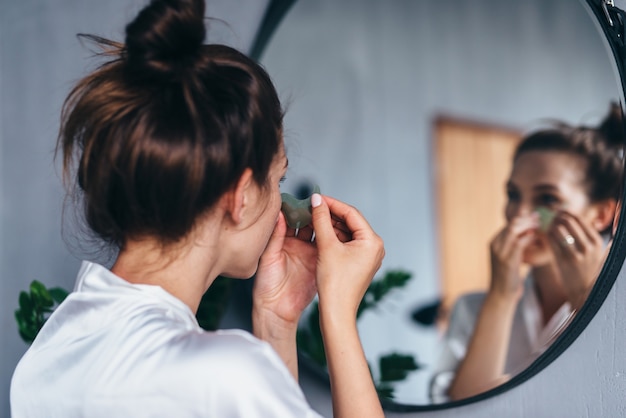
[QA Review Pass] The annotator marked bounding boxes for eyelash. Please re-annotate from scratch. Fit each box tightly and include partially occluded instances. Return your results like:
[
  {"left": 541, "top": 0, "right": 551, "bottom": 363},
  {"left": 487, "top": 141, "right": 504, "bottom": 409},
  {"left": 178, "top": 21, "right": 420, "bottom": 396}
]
[
  {"left": 506, "top": 190, "right": 520, "bottom": 201},
  {"left": 280, "top": 176, "right": 287, "bottom": 184},
  {"left": 537, "top": 194, "right": 560, "bottom": 206}
]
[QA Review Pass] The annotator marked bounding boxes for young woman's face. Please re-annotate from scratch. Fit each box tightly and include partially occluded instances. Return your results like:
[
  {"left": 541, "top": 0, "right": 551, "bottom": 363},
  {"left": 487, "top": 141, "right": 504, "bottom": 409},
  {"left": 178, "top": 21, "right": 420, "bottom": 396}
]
[
  {"left": 236, "top": 143, "right": 288, "bottom": 277},
  {"left": 505, "top": 150, "right": 594, "bottom": 266}
]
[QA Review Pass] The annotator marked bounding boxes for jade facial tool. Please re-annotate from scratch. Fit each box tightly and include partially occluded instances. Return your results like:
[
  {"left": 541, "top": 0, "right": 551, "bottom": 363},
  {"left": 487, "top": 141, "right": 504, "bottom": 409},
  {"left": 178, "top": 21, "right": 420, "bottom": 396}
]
[
  {"left": 281, "top": 185, "right": 321, "bottom": 230},
  {"left": 535, "top": 207, "right": 557, "bottom": 232}
]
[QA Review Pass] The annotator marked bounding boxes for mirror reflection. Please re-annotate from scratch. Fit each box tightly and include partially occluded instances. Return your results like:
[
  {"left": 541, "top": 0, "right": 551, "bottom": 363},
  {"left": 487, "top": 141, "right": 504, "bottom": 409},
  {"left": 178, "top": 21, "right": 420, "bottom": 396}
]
[
  {"left": 429, "top": 104, "right": 623, "bottom": 403},
  {"left": 261, "top": 0, "right": 623, "bottom": 406}
]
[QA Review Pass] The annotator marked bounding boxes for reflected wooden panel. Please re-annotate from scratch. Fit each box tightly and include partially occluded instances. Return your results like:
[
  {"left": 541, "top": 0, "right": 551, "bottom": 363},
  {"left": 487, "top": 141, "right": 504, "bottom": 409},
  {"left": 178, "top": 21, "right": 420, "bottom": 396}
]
[{"left": 434, "top": 117, "right": 521, "bottom": 329}]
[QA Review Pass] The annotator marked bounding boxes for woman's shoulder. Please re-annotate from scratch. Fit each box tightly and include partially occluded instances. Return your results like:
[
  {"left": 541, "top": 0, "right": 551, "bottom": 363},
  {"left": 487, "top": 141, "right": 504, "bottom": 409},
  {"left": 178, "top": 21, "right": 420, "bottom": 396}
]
[
  {"left": 180, "top": 329, "right": 293, "bottom": 380},
  {"left": 178, "top": 329, "right": 318, "bottom": 416}
]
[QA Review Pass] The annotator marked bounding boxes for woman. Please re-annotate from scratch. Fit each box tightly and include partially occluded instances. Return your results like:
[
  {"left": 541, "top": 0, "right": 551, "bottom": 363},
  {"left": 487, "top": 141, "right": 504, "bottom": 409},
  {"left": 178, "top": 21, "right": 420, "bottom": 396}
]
[
  {"left": 430, "top": 103, "right": 624, "bottom": 402},
  {"left": 10, "top": 1, "right": 385, "bottom": 417}
]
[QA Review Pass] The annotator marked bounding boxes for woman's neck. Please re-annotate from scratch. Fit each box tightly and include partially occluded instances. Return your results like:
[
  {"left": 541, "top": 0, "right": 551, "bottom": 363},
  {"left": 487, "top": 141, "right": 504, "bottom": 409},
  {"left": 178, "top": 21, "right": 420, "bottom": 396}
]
[
  {"left": 531, "top": 263, "right": 569, "bottom": 325},
  {"left": 111, "top": 236, "right": 220, "bottom": 314}
]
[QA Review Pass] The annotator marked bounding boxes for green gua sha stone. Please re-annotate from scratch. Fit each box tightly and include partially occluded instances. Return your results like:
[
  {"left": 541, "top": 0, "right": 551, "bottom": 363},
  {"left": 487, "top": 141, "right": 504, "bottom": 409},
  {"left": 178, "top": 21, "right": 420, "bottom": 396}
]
[
  {"left": 536, "top": 207, "right": 557, "bottom": 231},
  {"left": 281, "top": 185, "right": 321, "bottom": 229}
]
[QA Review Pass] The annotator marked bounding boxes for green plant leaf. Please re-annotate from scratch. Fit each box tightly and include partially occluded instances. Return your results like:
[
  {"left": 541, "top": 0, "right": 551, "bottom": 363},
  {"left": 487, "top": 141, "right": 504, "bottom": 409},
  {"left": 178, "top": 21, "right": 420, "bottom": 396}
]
[
  {"left": 16, "top": 281, "right": 71, "bottom": 345},
  {"left": 30, "top": 280, "right": 54, "bottom": 308},
  {"left": 375, "top": 383, "right": 395, "bottom": 400},
  {"left": 18, "top": 291, "right": 33, "bottom": 312},
  {"left": 357, "top": 270, "right": 413, "bottom": 319},
  {"left": 196, "top": 276, "right": 233, "bottom": 331},
  {"left": 378, "top": 352, "right": 420, "bottom": 382},
  {"left": 15, "top": 310, "right": 37, "bottom": 344},
  {"left": 49, "top": 287, "right": 69, "bottom": 304}
]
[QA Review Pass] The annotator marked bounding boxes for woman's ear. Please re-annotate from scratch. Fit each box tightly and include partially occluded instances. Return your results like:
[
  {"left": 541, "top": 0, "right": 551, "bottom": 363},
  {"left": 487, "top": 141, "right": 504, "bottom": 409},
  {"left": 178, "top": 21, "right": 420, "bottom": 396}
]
[
  {"left": 591, "top": 198, "right": 618, "bottom": 232},
  {"left": 223, "top": 168, "right": 254, "bottom": 225}
]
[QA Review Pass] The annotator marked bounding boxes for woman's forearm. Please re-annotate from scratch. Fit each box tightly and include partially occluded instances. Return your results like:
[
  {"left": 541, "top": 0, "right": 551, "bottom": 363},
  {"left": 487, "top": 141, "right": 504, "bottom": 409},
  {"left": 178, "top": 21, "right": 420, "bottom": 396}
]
[
  {"left": 447, "top": 294, "right": 517, "bottom": 400},
  {"left": 319, "top": 307, "right": 384, "bottom": 418},
  {"left": 252, "top": 307, "right": 299, "bottom": 381}
]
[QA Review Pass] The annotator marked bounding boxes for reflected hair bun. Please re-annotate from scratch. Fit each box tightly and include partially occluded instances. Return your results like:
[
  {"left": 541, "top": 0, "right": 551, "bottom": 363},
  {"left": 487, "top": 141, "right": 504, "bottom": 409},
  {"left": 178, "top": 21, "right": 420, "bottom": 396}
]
[
  {"left": 597, "top": 101, "right": 625, "bottom": 149},
  {"left": 125, "top": 0, "right": 206, "bottom": 80}
]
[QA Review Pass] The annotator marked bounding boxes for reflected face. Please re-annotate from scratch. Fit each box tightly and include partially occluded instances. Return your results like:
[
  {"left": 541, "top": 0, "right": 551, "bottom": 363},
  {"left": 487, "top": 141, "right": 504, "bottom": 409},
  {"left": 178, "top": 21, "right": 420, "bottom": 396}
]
[{"left": 505, "top": 150, "right": 593, "bottom": 265}]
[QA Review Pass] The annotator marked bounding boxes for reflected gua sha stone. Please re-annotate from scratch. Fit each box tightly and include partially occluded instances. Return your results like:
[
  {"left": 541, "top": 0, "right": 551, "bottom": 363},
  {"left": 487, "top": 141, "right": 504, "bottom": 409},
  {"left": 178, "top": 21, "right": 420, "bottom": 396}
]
[
  {"left": 536, "top": 207, "right": 557, "bottom": 231},
  {"left": 281, "top": 185, "right": 321, "bottom": 229}
]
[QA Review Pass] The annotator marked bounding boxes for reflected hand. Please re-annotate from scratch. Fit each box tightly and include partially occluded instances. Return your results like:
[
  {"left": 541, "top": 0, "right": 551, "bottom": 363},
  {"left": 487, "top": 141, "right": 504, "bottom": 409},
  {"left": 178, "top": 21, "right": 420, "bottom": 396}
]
[
  {"left": 547, "top": 211, "right": 607, "bottom": 310},
  {"left": 489, "top": 214, "right": 538, "bottom": 301}
]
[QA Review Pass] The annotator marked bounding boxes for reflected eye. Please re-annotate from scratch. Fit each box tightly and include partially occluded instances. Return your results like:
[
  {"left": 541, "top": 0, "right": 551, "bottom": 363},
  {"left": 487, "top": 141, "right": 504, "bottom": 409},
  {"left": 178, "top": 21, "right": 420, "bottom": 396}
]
[
  {"left": 536, "top": 193, "right": 561, "bottom": 207},
  {"left": 506, "top": 189, "right": 520, "bottom": 202},
  {"left": 279, "top": 176, "right": 287, "bottom": 185}
]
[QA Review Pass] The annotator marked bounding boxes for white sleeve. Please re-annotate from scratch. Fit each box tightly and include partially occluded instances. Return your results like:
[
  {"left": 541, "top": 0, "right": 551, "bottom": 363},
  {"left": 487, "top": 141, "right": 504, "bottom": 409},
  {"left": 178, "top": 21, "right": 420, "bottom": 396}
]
[
  {"left": 198, "top": 330, "right": 325, "bottom": 418},
  {"left": 428, "top": 293, "right": 483, "bottom": 403}
]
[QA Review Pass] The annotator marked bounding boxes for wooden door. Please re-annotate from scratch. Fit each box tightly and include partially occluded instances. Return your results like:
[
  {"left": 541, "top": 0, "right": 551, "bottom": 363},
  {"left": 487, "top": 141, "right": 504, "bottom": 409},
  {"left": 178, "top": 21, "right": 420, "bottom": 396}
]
[{"left": 434, "top": 116, "right": 522, "bottom": 324}]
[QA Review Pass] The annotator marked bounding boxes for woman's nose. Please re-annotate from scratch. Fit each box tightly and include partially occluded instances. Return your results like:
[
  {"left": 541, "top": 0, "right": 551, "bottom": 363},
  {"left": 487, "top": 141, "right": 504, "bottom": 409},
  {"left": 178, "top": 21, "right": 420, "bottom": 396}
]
[{"left": 509, "top": 202, "right": 534, "bottom": 218}]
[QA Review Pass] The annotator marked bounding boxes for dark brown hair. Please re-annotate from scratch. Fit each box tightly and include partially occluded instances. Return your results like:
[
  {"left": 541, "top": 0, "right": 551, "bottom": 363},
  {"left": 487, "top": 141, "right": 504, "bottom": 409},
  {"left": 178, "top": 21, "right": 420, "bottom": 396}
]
[
  {"left": 514, "top": 102, "right": 625, "bottom": 203},
  {"left": 59, "top": 0, "right": 283, "bottom": 248}
]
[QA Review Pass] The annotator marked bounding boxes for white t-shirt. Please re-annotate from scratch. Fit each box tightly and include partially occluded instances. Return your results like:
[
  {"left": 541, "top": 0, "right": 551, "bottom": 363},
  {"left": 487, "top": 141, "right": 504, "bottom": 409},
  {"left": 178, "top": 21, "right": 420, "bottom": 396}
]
[
  {"left": 11, "top": 261, "right": 322, "bottom": 418},
  {"left": 429, "top": 276, "right": 574, "bottom": 403}
]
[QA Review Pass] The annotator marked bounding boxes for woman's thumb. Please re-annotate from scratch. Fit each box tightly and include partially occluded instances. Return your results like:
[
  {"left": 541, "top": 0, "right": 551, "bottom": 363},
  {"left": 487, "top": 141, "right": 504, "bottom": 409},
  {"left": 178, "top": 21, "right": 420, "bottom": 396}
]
[{"left": 311, "top": 193, "right": 335, "bottom": 244}]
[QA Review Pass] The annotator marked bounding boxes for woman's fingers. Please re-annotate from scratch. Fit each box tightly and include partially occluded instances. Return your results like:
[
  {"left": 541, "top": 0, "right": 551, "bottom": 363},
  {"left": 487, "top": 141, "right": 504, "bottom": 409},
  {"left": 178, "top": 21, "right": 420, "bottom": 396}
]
[
  {"left": 310, "top": 193, "right": 338, "bottom": 245},
  {"left": 548, "top": 211, "right": 602, "bottom": 259},
  {"left": 284, "top": 216, "right": 351, "bottom": 243},
  {"left": 557, "top": 211, "right": 600, "bottom": 247},
  {"left": 493, "top": 214, "right": 539, "bottom": 258},
  {"left": 322, "top": 195, "right": 377, "bottom": 241},
  {"left": 261, "top": 212, "right": 287, "bottom": 262}
]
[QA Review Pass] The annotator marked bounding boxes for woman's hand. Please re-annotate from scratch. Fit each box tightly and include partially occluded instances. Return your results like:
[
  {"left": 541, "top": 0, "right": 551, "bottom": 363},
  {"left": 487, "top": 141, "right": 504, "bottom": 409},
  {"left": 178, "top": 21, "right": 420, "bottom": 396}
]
[
  {"left": 311, "top": 194, "right": 385, "bottom": 318},
  {"left": 309, "top": 194, "right": 385, "bottom": 418},
  {"left": 251, "top": 211, "right": 320, "bottom": 380},
  {"left": 253, "top": 211, "right": 318, "bottom": 326},
  {"left": 488, "top": 214, "right": 539, "bottom": 301},
  {"left": 547, "top": 211, "right": 607, "bottom": 310}
]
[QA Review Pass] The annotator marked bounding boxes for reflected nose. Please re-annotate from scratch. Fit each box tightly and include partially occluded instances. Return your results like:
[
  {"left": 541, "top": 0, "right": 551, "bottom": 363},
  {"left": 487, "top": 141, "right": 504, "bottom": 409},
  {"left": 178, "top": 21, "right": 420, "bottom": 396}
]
[{"left": 507, "top": 202, "right": 534, "bottom": 220}]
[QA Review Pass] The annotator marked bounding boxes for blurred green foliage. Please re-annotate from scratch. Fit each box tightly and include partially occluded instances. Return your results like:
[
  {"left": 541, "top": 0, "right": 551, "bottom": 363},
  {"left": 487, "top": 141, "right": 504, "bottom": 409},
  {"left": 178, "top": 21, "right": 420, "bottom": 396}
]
[
  {"left": 195, "top": 276, "right": 234, "bottom": 331},
  {"left": 297, "top": 269, "right": 420, "bottom": 400},
  {"left": 15, "top": 281, "right": 69, "bottom": 344}
]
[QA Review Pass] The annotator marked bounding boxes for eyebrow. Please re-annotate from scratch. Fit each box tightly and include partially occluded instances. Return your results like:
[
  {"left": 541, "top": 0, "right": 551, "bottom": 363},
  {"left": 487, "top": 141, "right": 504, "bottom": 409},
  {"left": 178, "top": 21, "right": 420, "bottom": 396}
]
[
  {"left": 506, "top": 182, "right": 560, "bottom": 193},
  {"left": 533, "top": 184, "right": 559, "bottom": 192}
]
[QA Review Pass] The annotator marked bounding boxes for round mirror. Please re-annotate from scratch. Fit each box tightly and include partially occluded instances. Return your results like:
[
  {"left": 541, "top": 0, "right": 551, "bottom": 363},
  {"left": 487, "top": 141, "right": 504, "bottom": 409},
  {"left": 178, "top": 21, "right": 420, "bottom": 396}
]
[{"left": 258, "top": 0, "right": 626, "bottom": 409}]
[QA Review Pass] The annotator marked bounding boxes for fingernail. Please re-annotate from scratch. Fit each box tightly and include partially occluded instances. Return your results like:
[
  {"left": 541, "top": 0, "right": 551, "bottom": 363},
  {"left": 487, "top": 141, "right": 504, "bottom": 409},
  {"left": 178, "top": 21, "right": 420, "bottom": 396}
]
[{"left": 311, "top": 193, "right": 322, "bottom": 208}]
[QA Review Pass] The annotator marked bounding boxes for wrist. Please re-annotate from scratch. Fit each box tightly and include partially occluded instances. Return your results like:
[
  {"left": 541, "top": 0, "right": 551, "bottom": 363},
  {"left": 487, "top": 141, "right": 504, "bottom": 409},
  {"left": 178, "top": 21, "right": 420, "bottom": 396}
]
[
  {"left": 252, "top": 305, "right": 299, "bottom": 341},
  {"left": 317, "top": 301, "right": 358, "bottom": 336},
  {"left": 483, "top": 292, "right": 519, "bottom": 315}
]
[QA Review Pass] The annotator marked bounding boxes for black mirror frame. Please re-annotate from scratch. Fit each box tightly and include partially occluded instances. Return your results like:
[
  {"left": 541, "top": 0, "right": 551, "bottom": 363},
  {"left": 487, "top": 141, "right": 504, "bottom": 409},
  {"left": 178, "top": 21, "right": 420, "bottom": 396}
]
[
  {"left": 248, "top": 0, "right": 626, "bottom": 412},
  {"left": 248, "top": 0, "right": 297, "bottom": 61}
]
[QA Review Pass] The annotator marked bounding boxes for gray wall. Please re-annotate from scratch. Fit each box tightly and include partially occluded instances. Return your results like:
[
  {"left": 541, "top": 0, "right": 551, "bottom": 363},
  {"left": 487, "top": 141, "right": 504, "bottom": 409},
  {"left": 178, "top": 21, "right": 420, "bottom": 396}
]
[{"left": 0, "top": 1, "right": 268, "bottom": 416}]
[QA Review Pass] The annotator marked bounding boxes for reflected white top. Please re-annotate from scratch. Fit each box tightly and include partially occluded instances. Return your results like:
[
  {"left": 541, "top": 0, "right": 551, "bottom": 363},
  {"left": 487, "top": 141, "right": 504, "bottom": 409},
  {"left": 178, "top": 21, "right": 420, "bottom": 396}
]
[
  {"left": 11, "top": 261, "right": 322, "bottom": 418},
  {"left": 429, "top": 276, "right": 574, "bottom": 403}
]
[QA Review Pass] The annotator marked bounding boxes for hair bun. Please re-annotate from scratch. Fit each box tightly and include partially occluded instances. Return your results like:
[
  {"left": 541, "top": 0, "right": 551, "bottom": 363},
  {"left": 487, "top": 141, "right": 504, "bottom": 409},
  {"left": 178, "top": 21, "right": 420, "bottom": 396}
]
[
  {"left": 597, "top": 101, "right": 625, "bottom": 148},
  {"left": 125, "top": 0, "right": 206, "bottom": 80}
]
